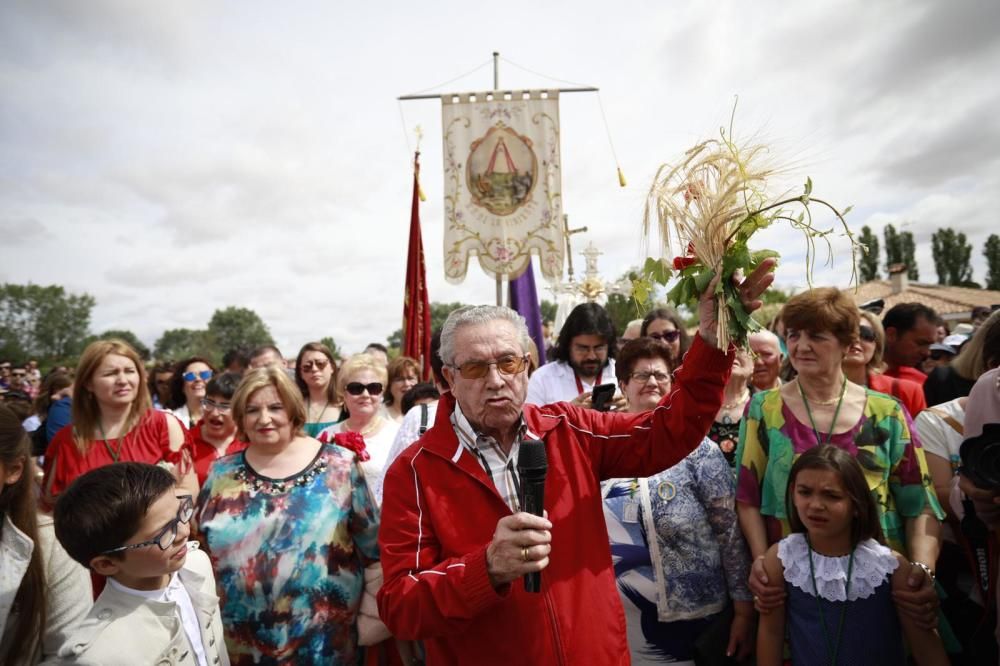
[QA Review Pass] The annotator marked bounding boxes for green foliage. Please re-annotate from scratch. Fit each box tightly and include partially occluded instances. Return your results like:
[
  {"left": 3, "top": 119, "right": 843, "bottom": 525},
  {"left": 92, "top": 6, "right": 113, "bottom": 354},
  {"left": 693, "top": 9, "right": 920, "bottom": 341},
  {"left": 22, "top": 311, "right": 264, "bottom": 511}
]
[
  {"left": 92, "top": 330, "right": 151, "bottom": 360},
  {"left": 985, "top": 234, "right": 1000, "bottom": 291},
  {"left": 883, "top": 224, "right": 901, "bottom": 271},
  {"left": 883, "top": 224, "right": 918, "bottom": 280},
  {"left": 0, "top": 283, "right": 95, "bottom": 362},
  {"left": 388, "top": 301, "right": 468, "bottom": 352},
  {"left": 153, "top": 328, "right": 216, "bottom": 362},
  {"left": 540, "top": 299, "right": 558, "bottom": 324},
  {"left": 207, "top": 307, "right": 274, "bottom": 355},
  {"left": 319, "top": 336, "right": 342, "bottom": 361},
  {"left": 931, "top": 228, "right": 973, "bottom": 286},
  {"left": 901, "top": 232, "right": 918, "bottom": 280},
  {"left": 857, "top": 226, "right": 881, "bottom": 282}
]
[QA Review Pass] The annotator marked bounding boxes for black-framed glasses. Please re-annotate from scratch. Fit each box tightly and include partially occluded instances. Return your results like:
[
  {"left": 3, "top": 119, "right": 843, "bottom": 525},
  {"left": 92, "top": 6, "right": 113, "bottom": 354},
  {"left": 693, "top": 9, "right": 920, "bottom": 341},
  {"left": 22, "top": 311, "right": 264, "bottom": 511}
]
[
  {"left": 301, "top": 359, "right": 329, "bottom": 372},
  {"left": 649, "top": 330, "right": 681, "bottom": 343},
  {"left": 345, "top": 382, "right": 384, "bottom": 396},
  {"left": 629, "top": 370, "right": 671, "bottom": 384},
  {"left": 183, "top": 370, "right": 212, "bottom": 383},
  {"left": 101, "top": 496, "right": 194, "bottom": 554},
  {"left": 451, "top": 354, "right": 529, "bottom": 380},
  {"left": 201, "top": 398, "right": 232, "bottom": 414},
  {"left": 859, "top": 326, "right": 876, "bottom": 343}
]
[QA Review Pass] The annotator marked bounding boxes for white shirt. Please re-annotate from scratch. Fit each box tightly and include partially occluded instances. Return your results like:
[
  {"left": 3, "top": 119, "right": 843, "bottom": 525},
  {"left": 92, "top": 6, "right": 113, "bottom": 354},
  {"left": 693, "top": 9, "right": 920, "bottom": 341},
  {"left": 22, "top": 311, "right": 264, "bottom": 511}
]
[
  {"left": 107, "top": 572, "right": 208, "bottom": 666},
  {"left": 323, "top": 418, "right": 400, "bottom": 505},
  {"left": 525, "top": 359, "right": 617, "bottom": 406},
  {"left": 914, "top": 397, "right": 965, "bottom": 462},
  {"left": 384, "top": 401, "right": 439, "bottom": 477}
]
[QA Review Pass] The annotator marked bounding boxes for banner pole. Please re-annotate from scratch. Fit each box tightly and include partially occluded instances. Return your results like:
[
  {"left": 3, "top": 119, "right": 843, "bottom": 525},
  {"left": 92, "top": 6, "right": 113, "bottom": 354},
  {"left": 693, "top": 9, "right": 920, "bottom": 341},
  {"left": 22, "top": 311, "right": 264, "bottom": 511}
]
[{"left": 493, "top": 51, "right": 504, "bottom": 306}]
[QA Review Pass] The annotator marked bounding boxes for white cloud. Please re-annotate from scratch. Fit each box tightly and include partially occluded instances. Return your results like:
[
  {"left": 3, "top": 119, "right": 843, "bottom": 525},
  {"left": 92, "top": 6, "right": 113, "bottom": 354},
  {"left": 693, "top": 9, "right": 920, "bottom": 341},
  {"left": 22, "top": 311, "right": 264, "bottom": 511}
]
[{"left": 2, "top": 0, "right": 999, "bottom": 353}]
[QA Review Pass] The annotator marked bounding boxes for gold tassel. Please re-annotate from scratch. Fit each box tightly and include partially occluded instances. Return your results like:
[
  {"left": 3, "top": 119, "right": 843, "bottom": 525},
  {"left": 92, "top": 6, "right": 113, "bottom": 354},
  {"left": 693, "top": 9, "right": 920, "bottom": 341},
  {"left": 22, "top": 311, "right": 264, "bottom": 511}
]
[
  {"left": 418, "top": 183, "right": 427, "bottom": 202},
  {"left": 617, "top": 167, "right": 627, "bottom": 188}
]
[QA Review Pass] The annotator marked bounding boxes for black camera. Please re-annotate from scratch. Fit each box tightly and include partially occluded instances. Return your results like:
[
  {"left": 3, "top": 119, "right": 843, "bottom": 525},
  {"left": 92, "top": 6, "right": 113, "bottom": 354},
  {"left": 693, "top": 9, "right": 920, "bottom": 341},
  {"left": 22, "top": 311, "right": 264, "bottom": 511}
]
[{"left": 959, "top": 422, "right": 1000, "bottom": 490}]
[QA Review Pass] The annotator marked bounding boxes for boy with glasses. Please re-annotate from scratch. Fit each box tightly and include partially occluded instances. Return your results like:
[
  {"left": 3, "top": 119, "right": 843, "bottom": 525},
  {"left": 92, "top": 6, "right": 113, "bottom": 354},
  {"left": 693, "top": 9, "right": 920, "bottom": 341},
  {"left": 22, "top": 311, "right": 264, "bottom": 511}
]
[{"left": 51, "top": 463, "right": 228, "bottom": 665}]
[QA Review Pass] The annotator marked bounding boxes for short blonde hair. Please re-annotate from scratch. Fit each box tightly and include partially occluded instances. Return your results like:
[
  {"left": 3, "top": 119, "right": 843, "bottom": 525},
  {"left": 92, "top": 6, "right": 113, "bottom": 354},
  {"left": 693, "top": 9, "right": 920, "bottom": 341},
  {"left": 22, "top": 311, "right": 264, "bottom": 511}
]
[
  {"left": 859, "top": 310, "right": 886, "bottom": 372},
  {"left": 232, "top": 366, "right": 306, "bottom": 440},
  {"left": 337, "top": 354, "right": 389, "bottom": 402}
]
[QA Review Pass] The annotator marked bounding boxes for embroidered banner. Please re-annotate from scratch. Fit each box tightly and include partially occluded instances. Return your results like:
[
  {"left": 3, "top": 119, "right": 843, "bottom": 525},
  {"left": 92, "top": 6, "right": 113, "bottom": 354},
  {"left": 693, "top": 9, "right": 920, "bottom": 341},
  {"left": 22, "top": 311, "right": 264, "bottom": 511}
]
[{"left": 441, "top": 90, "right": 564, "bottom": 283}]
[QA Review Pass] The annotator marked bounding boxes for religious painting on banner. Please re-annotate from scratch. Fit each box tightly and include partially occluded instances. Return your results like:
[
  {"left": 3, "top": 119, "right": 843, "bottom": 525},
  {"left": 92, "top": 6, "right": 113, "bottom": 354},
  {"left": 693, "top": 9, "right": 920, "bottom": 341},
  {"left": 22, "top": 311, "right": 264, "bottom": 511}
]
[{"left": 441, "top": 90, "right": 564, "bottom": 284}]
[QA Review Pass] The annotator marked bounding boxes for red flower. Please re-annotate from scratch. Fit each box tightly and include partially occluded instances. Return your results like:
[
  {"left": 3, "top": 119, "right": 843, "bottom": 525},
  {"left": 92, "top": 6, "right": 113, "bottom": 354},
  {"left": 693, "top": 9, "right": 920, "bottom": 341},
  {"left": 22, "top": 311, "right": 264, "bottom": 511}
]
[
  {"left": 333, "top": 431, "right": 370, "bottom": 462},
  {"left": 673, "top": 256, "right": 698, "bottom": 271}
]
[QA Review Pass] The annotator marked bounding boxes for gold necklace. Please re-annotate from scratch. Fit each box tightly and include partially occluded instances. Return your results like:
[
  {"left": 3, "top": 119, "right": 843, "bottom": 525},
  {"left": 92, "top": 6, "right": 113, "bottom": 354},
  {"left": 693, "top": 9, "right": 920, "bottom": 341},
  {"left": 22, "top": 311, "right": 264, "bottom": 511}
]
[
  {"left": 721, "top": 390, "right": 751, "bottom": 410},
  {"left": 346, "top": 414, "right": 382, "bottom": 437}
]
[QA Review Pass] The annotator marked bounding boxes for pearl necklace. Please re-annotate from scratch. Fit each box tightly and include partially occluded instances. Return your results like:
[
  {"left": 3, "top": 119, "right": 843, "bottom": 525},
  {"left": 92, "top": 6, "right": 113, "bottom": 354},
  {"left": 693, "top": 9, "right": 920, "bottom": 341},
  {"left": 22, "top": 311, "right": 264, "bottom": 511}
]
[{"left": 345, "top": 414, "right": 382, "bottom": 438}]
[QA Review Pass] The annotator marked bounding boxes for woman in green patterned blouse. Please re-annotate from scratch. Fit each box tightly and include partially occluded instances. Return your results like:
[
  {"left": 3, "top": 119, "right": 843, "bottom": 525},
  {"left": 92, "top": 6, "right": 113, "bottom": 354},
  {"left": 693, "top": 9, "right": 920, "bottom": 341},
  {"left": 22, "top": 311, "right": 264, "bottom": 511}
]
[{"left": 734, "top": 287, "right": 944, "bottom": 631}]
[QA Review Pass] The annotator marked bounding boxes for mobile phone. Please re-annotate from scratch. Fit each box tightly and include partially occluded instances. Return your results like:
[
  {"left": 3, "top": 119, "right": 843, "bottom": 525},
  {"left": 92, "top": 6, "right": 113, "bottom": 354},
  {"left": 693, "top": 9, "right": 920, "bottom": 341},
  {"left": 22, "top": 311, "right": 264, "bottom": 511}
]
[{"left": 591, "top": 383, "right": 617, "bottom": 412}]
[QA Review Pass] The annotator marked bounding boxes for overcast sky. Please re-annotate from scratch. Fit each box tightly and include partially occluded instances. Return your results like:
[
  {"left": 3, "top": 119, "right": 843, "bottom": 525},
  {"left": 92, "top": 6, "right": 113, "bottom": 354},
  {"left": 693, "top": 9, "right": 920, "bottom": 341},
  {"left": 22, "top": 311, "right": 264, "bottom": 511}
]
[{"left": 2, "top": 0, "right": 998, "bottom": 355}]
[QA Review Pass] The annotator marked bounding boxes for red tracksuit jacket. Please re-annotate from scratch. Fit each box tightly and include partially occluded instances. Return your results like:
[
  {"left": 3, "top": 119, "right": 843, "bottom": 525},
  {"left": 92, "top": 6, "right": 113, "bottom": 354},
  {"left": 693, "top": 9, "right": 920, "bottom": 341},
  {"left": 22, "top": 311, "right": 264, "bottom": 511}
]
[{"left": 377, "top": 335, "right": 732, "bottom": 665}]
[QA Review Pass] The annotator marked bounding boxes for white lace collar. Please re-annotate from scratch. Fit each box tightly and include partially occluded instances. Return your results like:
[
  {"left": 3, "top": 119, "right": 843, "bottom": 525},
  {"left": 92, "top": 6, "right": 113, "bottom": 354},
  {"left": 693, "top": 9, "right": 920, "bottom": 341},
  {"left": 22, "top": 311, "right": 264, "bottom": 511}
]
[{"left": 778, "top": 533, "right": 898, "bottom": 602}]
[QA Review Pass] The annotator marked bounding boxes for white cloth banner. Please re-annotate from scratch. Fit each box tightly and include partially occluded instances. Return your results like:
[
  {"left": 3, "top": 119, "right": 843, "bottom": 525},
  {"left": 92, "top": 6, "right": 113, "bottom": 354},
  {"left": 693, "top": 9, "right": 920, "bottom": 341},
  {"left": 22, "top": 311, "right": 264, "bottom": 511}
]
[{"left": 441, "top": 90, "right": 564, "bottom": 283}]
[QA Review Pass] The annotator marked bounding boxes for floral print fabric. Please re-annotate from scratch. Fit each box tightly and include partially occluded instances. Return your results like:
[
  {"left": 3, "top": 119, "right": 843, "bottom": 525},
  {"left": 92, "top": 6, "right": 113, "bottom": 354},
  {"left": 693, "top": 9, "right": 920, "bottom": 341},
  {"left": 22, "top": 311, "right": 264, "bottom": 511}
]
[
  {"left": 735, "top": 388, "right": 943, "bottom": 552},
  {"left": 197, "top": 443, "right": 380, "bottom": 665}
]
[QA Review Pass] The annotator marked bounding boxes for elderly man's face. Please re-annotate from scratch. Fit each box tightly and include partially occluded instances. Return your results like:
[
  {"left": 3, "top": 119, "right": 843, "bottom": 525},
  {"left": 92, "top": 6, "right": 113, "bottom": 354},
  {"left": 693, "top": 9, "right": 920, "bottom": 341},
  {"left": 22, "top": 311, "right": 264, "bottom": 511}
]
[
  {"left": 749, "top": 336, "right": 782, "bottom": 390},
  {"left": 444, "top": 319, "right": 528, "bottom": 441}
]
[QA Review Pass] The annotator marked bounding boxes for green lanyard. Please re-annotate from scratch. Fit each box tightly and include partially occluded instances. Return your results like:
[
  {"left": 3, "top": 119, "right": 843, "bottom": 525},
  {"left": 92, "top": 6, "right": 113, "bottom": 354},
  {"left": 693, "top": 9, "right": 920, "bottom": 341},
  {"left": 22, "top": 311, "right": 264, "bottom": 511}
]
[
  {"left": 798, "top": 377, "right": 847, "bottom": 445},
  {"left": 807, "top": 536, "right": 854, "bottom": 665}
]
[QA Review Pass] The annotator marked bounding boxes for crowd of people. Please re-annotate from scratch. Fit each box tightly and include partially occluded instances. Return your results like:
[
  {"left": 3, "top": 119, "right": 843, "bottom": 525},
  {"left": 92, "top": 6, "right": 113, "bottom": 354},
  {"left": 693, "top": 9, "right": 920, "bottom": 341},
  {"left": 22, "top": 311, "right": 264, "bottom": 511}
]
[{"left": 3, "top": 269, "right": 1000, "bottom": 664}]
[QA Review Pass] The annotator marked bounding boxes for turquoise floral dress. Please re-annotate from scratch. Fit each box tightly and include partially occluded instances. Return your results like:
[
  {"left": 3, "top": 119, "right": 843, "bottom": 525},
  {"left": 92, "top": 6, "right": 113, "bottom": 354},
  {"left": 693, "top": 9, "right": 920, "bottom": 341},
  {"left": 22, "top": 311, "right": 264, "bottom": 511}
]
[
  {"left": 197, "top": 443, "right": 380, "bottom": 665},
  {"left": 734, "top": 388, "right": 943, "bottom": 553}
]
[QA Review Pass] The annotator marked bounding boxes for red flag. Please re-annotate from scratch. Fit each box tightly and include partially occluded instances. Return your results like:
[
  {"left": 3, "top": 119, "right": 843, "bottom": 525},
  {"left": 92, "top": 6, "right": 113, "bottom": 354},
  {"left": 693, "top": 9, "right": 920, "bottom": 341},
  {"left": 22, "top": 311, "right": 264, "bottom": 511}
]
[{"left": 403, "top": 152, "right": 432, "bottom": 380}]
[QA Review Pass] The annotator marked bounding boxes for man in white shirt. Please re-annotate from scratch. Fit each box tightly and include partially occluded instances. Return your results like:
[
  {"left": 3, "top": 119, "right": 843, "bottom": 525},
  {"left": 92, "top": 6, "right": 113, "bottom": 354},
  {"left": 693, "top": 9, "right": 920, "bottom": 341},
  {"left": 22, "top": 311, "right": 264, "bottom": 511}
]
[{"left": 526, "top": 303, "right": 618, "bottom": 405}]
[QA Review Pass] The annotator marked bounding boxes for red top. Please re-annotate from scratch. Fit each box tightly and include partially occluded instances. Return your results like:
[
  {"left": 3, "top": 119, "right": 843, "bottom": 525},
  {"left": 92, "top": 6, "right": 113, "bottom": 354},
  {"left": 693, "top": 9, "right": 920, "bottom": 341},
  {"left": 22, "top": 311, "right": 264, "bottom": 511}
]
[
  {"left": 43, "top": 409, "right": 190, "bottom": 505},
  {"left": 190, "top": 423, "right": 248, "bottom": 485},
  {"left": 883, "top": 365, "right": 928, "bottom": 386},
  {"left": 869, "top": 372, "right": 927, "bottom": 418}
]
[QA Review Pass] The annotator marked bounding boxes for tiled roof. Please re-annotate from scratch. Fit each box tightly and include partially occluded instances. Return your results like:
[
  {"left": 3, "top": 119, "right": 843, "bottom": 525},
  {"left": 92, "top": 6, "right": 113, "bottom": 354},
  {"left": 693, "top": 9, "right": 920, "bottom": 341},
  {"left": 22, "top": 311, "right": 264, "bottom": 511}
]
[{"left": 849, "top": 280, "right": 1000, "bottom": 316}]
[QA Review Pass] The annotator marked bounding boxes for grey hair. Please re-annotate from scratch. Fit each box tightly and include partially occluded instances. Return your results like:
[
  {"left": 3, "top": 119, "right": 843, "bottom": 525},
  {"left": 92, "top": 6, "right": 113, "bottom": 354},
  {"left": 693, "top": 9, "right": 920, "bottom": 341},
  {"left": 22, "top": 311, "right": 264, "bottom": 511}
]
[
  {"left": 749, "top": 329, "right": 782, "bottom": 353},
  {"left": 439, "top": 305, "right": 533, "bottom": 366}
]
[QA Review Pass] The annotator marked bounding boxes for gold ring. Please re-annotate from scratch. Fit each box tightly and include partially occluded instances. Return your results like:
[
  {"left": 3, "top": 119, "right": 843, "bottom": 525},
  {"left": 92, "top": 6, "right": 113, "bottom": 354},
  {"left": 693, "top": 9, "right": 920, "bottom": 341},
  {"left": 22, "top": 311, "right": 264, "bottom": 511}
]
[{"left": 522, "top": 546, "right": 530, "bottom": 562}]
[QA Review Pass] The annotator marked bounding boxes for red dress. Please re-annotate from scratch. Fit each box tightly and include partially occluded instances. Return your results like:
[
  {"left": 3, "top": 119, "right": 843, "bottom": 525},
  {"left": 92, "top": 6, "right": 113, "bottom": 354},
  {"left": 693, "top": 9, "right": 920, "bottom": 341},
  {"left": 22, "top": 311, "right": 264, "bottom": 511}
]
[
  {"left": 43, "top": 409, "right": 190, "bottom": 505},
  {"left": 190, "top": 423, "right": 247, "bottom": 485}
]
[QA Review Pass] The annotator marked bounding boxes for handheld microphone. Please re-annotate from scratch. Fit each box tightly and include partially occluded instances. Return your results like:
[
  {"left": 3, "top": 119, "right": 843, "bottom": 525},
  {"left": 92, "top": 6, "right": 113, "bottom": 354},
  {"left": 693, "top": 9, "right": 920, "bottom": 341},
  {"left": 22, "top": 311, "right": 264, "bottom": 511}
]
[{"left": 517, "top": 438, "right": 548, "bottom": 593}]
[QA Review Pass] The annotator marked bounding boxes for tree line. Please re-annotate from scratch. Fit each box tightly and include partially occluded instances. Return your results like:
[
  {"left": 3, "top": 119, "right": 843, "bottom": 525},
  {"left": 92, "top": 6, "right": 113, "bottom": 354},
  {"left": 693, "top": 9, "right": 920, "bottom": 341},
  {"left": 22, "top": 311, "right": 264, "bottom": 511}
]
[
  {"left": 0, "top": 284, "right": 334, "bottom": 369},
  {"left": 857, "top": 225, "right": 1000, "bottom": 289}
]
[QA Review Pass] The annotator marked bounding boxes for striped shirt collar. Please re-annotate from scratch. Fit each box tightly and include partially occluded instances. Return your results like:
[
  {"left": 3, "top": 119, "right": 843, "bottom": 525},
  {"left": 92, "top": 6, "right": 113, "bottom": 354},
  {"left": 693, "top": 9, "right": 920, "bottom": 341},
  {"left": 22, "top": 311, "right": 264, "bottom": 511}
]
[{"left": 451, "top": 402, "right": 528, "bottom": 512}]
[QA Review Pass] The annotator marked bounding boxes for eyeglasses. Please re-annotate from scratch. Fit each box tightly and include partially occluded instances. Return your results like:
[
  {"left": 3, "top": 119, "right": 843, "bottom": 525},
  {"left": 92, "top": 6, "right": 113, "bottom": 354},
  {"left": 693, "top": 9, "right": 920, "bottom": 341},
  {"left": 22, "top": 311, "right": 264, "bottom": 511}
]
[
  {"left": 450, "top": 354, "right": 529, "bottom": 380},
  {"left": 345, "top": 382, "right": 384, "bottom": 396},
  {"left": 300, "top": 359, "right": 329, "bottom": 372},
  {"left": 649, "top": 331, "right": 681, "bottom": 343},
  {"left": 201, "top": 398, "right": 232, "bottom": 414},
  {"left": 859, "top": 326, "right": 876, "bottom": 343},
  {"left": 629, "top": 370, "right": 671, "bottom": 384},
  {"left": 571, "top": 343, "right": 608, "bottom": 356},
  {"left": 101, "top": 496, "right": 194, "bottom": 554},
  {"left": 182, "top": 370, "right": 212, "bottom": 383}
]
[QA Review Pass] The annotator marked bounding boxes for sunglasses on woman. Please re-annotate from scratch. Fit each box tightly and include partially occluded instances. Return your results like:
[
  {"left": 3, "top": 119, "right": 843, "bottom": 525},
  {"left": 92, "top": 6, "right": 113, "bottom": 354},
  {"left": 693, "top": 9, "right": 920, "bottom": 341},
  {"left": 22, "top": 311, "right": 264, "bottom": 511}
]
[
  {"left": 183, "top": 370, "right": 213, "bottom": 383},
  {"left": 345, "top": 382, "right": 384, "bottom": 396},
  {"left": 300, "top": 359, "right": 329, "bottom": 372},
  {"left": 859, "top": 326, "right": 877, "bottom": 343},
  {"left": 649, "top": 331, "right": 681, "bottom": 343},
  {"left": 101, "top": 496, "right": 194, "bottom": 554}
]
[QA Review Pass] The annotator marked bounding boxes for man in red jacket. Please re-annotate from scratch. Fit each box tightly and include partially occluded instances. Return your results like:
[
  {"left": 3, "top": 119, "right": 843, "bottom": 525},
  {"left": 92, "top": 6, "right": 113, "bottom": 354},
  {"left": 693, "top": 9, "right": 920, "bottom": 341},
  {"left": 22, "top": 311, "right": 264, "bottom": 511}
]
[{"left": 377, "top": 262, "right": 774, "bottom": 665}]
